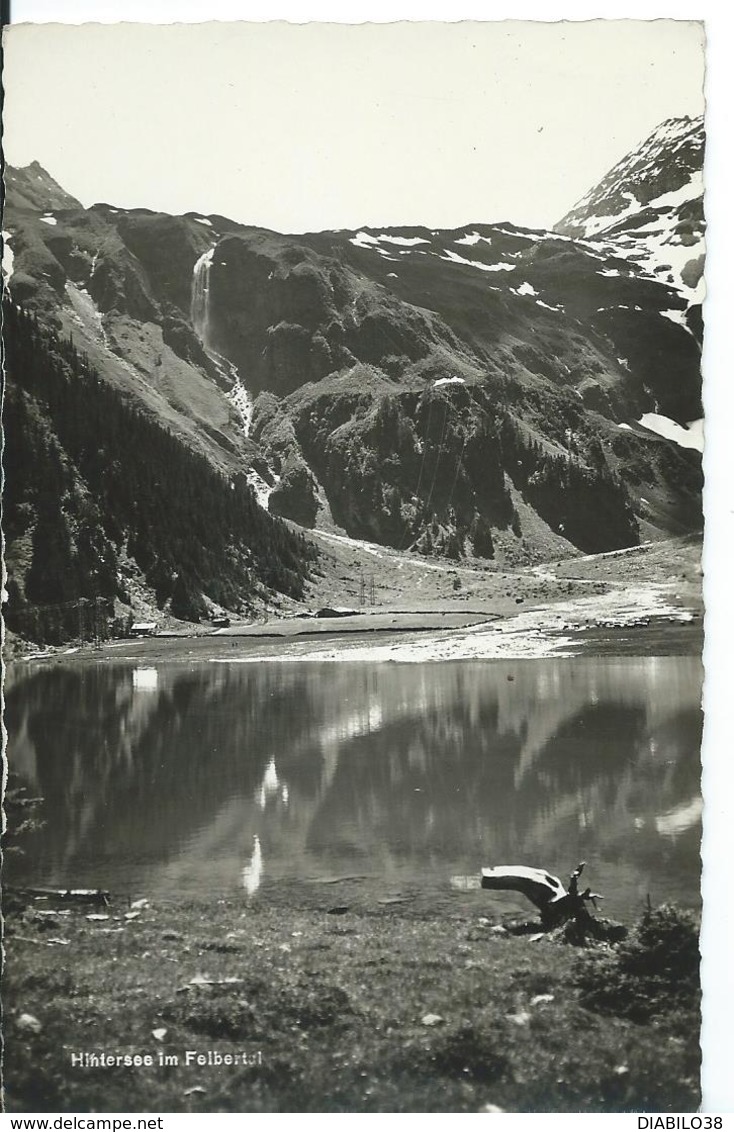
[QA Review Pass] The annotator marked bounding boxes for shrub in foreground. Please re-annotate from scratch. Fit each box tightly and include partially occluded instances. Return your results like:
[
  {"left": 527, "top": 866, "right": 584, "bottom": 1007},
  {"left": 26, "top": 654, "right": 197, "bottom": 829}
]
[{"left": 577, "top": 903, "right": 700, "bottom": 1024}]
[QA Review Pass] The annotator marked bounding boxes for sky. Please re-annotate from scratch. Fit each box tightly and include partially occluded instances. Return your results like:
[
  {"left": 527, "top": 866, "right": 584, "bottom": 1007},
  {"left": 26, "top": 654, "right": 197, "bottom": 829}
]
[{"left": 2, "top": 19, "right": 705, "bottom": 233}]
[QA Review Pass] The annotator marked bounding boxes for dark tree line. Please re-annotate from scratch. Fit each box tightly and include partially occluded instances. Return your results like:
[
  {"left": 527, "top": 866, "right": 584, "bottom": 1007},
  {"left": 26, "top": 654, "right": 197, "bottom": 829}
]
[{"left": 3, "top": 299, "right": 316, "bottom": 638}]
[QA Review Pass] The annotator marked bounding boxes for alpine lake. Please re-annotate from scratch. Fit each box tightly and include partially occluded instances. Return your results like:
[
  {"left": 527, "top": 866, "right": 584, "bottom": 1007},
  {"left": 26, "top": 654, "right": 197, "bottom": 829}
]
[{"left": 5, "top": 653, "right": 702, "bottom": 924}]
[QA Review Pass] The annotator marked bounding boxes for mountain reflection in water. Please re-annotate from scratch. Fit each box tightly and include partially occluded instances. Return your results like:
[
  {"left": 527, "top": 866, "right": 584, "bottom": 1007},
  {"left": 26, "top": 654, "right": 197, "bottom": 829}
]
[{"left": 4, "top": 656, "right": 702, "bottom": 920}]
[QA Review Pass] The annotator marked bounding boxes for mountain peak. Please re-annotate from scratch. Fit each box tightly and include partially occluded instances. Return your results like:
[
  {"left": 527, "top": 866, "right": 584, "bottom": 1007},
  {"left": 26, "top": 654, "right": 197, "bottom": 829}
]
[
  {"left": 553, "top": 115, "right": 705, "bottom": 299},
  {"left": 4, "top": 161, "right": 83, "bottom": 213},
  {"left": 641, "top": 115, "right": 704, "bottom": 160},
  {"left": 555, "top": 115, "right": 704, "bottom": 237}
]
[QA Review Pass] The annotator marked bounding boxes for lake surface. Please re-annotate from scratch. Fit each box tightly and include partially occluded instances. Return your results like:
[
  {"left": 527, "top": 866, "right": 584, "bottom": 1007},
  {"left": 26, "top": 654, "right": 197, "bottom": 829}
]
[{"left": 4, "top": 656, "right": 703, "bottom": 923}]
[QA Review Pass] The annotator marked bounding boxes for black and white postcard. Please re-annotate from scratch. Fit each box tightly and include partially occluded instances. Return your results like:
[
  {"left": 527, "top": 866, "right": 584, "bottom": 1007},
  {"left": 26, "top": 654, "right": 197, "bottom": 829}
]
[{"left": 1, "top": 13, "right": 718, "bottom": 1115}]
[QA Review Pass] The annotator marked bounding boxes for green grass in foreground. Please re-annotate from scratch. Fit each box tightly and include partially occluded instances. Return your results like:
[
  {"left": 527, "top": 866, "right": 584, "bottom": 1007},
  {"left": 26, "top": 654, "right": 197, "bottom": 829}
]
[{"left": 2, "top": 899, "right": 700, "bottom": 1113}]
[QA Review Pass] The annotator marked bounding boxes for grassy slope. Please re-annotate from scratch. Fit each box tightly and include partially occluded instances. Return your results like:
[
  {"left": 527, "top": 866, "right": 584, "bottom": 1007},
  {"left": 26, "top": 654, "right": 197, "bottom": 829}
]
[
  {"left": 3, "top": 897, "right": 700, "bottom": 1114},
  {"left": 300, "top": 530, "right": 702, "bottom": 618}
]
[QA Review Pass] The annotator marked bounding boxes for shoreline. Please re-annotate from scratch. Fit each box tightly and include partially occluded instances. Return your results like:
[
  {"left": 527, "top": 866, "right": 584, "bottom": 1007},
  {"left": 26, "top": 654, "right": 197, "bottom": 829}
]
[
  {"left": 12, "top": 587, "right": 702, "bottom": 666},
  {"left": 7, "top": 535, "right": 703, "bottom": 667}
]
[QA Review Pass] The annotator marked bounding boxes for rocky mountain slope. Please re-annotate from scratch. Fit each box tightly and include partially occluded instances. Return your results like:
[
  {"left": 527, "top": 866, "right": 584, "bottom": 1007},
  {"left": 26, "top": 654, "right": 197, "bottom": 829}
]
[
  {"left": 2, "top": 117, "right": 704, "bottom": 630},
  {"left": 2, "top": 300, "right": 315, "bottom": 641},
  {"left": 4, "top": 162, "right": 83, "bottom": 213}
]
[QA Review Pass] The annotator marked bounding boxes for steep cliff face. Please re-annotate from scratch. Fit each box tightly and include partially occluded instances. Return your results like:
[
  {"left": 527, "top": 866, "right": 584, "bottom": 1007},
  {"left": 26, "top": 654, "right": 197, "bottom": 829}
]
[
  {"left": 2, "top": 115, "right": 704, "bottom": 599},
  {"left": 202, "top": 232, "right": 469, "bottom": 399}
]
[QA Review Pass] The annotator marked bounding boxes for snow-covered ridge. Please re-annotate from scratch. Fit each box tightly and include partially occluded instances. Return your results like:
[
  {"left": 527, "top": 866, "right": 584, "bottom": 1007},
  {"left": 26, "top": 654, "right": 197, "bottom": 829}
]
[
  {"left": 556, "top": 116, "right": 704, "bottom": 301},
  {"left": 564, "top": 116, "right": 702, "bottom": 224},
  {"left": 559, "top": 117, "right": 706, "bottom": 303},
  {"left": 578, "top": 167, "right": 703, "bottom": 246}
]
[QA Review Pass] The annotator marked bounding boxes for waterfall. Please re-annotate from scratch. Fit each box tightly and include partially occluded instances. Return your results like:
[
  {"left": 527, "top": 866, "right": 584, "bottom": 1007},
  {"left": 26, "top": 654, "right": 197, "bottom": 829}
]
[
  {"left": 191, "top": 248, "right": 214, "bottom": 348},
  {"left": 190, "top": 244, "right": 276, "bottom": 506}
]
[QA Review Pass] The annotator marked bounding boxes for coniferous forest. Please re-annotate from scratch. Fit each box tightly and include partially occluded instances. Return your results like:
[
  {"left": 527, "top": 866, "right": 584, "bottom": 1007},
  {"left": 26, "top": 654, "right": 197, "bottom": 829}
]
[{"left": 2, "top": 300, "right": 316, "bottom": 642}]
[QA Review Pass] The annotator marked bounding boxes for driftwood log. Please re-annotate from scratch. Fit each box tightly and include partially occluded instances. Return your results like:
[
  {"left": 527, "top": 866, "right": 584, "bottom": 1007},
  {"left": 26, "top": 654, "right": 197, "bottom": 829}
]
[
  {"left": 5, "top": 886, "right": 110, "bottom": 908},
  {"left": 480, "top": 861, "right": 602, "bottom": 929}
]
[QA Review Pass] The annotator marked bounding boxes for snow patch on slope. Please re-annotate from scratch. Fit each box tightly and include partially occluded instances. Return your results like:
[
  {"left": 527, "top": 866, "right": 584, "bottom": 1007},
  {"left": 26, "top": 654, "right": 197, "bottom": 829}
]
[
  {"left": 2, "top": 230, "right": 15, "bottom": 282},
  {"left": 350, "top": 231, "right": 429, "bottom": 251},
  {"left": 351, "top": 232, "right": 380, "bottom": 247},
  {"left": 639, "top": 414, "right": 703, "bottom": 452},
  {"left": 646, "top": 169, "right": 703, "bottom": 213},
  {"left": 439, "top": 249, "right": 515, "bottom": 273},
  {"left": 598, "top": 223, "right": 705, "bottom": 303},
  {"left": 659, "top": 308, "right": 693, "bottom": 334},
  {"left": 583, "top": 191, "right": 641, "bottom": 237},
  {"left": 378, "top": 234, "right": 430, "bottom": 246},
  {"left": 617, "top": 415, "right": 703, "bottom": 452},
  {"left": 455, "top": 231, "right": 492, "bottom": 247},
  {"left": 512, "top": 281, "right": 538, "bottom": 297}
]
